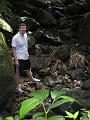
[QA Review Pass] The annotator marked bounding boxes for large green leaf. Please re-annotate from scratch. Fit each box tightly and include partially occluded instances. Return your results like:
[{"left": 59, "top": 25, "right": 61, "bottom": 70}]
[
  {"left": 87, "top": 111, "right": 90, "bottom": 120},
  {"left": 0, "top": 18, "right": 13, "bottom": 32},
  {"left": 47, "top": 115, "right": 65, "bottom": 120},
  {"left": 33, "top": 112, "right": 44, "bottom": 119},
  {"left": 51, "top": 90, "right": 64, "bottom": 100},
  {"left": 47, "top": 99, "right": 72, "bottom": 111},
  {"left": 31, "top": 89, "right": 49, "bottom": 102},
  {"left": 20, "top": 98, "right": 41, "bottom": 119},
  {"left": 60, "top": 95, "right": 78, "bottom": 103}
]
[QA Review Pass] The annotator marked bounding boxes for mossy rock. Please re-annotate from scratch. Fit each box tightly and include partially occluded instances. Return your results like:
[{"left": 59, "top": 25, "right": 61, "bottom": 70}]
[{"left": 0, "top": 33, "right": 16, "bottom": 105}]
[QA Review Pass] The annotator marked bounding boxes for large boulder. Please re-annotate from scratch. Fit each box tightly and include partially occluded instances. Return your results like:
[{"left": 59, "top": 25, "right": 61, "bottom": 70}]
[{"left": 0, "top": 33, "right": 16, "bottom": 107}]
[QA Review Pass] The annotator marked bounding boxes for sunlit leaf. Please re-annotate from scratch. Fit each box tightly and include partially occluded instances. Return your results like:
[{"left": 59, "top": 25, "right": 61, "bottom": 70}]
[
  {"left": 20, "top": 98, "right": 41, "bottom": 119},
  {"left": 47, "top": 99, "right": 71, "bottom": 111},
  {"left": 60, "top": 95, "right": 78, "bottom": 103},
  {"left": 73, "top": 111, "right": 79, "bottom": 119},
  {"left": 0, "top": 32, "right": 6, "bottom": 45},
  {"left": 51, "top": 90, "right": 64, "bottom": 100},
  {"left": 87, "top": 111, "right": 90, "bottom": 120},
  {"left": 31, "top": 89, "right": 49, "bottom": 102},
  {"left": 65, "top": 111, "right": 73, "bottom": 118},
  {"left": 0, "top": 18, "right": 13, "bottom": 32}
]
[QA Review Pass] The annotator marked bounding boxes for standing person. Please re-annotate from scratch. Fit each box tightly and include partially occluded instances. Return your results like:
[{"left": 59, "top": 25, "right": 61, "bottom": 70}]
[{"left": 11, "top": 23, "right": 40, "bottom": 93}]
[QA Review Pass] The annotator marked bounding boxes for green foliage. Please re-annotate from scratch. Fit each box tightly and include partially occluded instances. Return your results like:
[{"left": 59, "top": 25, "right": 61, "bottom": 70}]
[
  {"left": 0, "top": 0, "right": 12, "bottom": 18},
  {"left": 87, "top": 111, "right": 90, "bottom": 120},
  {"left": 20, "top": 89, "right": 77, "bottom": 120},
  {"left": 65, "top": 111, "right": 79, "bottom": 119},
  {"left": 4, "top": 115, "right": 19, "bottom": 120},
  {"left": 47, "top": 115, "right": 65, "bottom": 120},
  {"left": 80, "top": 109, "right": 90, "bottom": 120},
  {"left": 31, "top": 89, "right": 49, "bottom": 102},
  {"left": 33, "top": 112, "right": 45, "bottom": 119},
  {"left": 0, "top": 18, "right": 13, "bottom": 32},
  {"left": 20, "top": 98, "right": 41, "bottom": 119},
  {"left": 51, "top": 90, "right": 64, "bottom": 100},
  {"left": 4, "top": 116, "right": 14, "bottom": 120}
]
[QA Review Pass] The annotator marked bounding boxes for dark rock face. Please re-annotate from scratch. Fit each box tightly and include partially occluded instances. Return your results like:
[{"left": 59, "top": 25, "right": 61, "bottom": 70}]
[
  {"left": 34, "top": 8, "right": 57, "bottom": 26},
  {"left": 78, "top": 13, "right": 90, "bottom": 44},
  {"left": 8, "top": 0, "right": 90, "bottom": 45}
]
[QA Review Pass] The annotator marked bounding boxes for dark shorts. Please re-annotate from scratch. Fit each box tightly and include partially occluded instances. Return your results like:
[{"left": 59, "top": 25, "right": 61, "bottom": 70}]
[{"left": 14, "top": 59, "right": 31, "bottom": 76}]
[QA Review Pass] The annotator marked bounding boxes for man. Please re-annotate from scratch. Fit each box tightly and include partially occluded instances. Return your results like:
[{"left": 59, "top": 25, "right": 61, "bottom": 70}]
[{"left": 11, "top": 23, "right": 40, "bottom": 93}]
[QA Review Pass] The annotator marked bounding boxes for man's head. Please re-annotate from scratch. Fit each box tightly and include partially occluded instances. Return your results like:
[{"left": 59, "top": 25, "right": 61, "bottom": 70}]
[{"left": 19, "top": 23, "right": 27, "bottom": 35}]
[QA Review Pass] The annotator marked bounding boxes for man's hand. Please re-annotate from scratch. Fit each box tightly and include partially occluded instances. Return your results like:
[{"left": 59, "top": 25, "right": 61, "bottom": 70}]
[{"left": 15, "top": 60, "right": 19, "bottom": 65}]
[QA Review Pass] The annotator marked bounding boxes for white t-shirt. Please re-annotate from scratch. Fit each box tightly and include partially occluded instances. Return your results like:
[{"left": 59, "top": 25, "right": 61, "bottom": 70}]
[{"left": 11, "top": 32, "right": 29, "bottom": 60}]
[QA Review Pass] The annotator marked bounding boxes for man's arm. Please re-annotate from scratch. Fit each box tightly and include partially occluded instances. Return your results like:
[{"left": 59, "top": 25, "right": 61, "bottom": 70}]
[{"left": 12, "top": 47, "right": 19, "bottom": 65}]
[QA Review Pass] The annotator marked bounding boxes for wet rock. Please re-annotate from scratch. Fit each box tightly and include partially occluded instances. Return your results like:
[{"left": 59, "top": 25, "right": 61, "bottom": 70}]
[
  {"left": 42, "top": 76, "right": 55, "bottom": 87},
  {"left": 56, "top": 45, "right": 70, "bottom": 62},
  {"left": 79, "top": 13, "right": 90, "bottom": 44},
  {"left": 38, "top": 68, "right": 51, "bottom": 77},
  {"left": 26, "top": 18, "right": 40, "bottom": 31},
  {"left": 58, "top": 18, "right": 75, "bottom": 30},
  {"left": 69, "top": 68, "right": 87, "bottom": 81},
  {"left": 58, "top": 28, "right": 74, "bottom": 42},
  {"left": 65, "top": 2, "right": 86, "bottom": 15},
  {"left": 35, "top": 44, "right": 49, "bottom": 54},
  {"left": 78, "top": 89, "right": 90, "bottom": 109},
  {"left": 34, "top": 8, "right": 57, "bottom": 26},
  {"left": 81, "top": 79, "right": 90, "bottom": 90},
  {"left": 79, "top": 44, "right": 88, "bottom": 53},
  {"left": 30, "top": 55, "right": 46, "bottom": 70}
]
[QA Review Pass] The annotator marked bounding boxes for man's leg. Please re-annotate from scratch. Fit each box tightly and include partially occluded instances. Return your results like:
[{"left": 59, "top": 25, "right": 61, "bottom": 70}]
[
  {"left": 24, "top": 59, "right": 40, "bottom": 82},
  {"left": 26, "top": 68, "right": 33, "bottom": 80},
  {"left": 26, "top": 69, "right": 40, "bottom": 82},
  {"left": 15, "top": 64, "right": 24, "bottom": 93},
  {"left": 15, "top": 74, "right": 20, "bottom": 87}
]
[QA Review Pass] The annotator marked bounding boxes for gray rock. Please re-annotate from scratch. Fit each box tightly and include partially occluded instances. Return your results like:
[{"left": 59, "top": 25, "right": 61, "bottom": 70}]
[
  {"left": 56, "top": 45, "right": 70, "bottom": 62},
  {"left": 81, "top": 79, "right": 90, "bottom": 90},
  {"left": 42, "top": 76, "right": 55, "bottom": 87},
  {"left": 69, "top": 68, "right": 87, "bottom": 81}
]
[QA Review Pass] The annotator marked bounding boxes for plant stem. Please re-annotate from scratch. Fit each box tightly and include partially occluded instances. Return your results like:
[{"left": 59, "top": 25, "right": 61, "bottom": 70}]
[{"left": 42, "top": 102, "right": 47, "bottom": 119}]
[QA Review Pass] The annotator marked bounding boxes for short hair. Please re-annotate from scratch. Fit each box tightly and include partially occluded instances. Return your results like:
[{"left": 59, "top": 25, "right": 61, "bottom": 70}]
[{"left": 19, "top": 23, "right": 26, "bottom": 28}]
